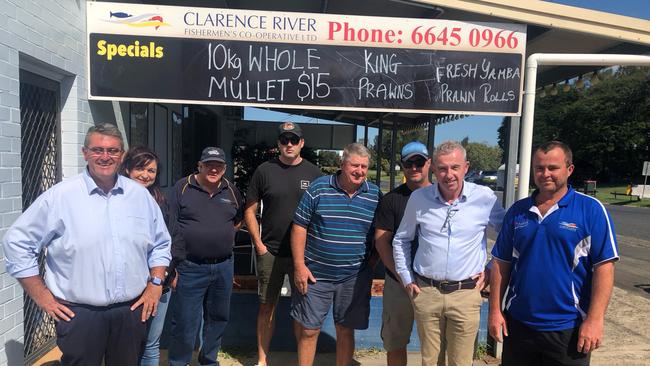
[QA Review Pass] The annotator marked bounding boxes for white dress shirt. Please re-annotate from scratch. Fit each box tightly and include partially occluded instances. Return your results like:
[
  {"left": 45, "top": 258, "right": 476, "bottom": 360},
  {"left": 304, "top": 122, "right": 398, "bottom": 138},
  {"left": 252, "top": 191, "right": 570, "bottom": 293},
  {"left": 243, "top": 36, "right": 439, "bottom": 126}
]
[
  {"left": 3, "top": 169, "right": 171, "bottom": 306},
  {"left": 393, "top": 181, "right": 505, "bottom": 286}
]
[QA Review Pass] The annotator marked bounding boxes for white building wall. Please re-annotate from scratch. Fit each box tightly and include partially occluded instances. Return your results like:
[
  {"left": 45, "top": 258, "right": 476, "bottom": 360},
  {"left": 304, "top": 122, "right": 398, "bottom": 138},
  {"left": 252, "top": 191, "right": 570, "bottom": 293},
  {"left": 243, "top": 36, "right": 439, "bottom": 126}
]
[{"left": 0, "top": 1, "right": 91, "bottom": 364}]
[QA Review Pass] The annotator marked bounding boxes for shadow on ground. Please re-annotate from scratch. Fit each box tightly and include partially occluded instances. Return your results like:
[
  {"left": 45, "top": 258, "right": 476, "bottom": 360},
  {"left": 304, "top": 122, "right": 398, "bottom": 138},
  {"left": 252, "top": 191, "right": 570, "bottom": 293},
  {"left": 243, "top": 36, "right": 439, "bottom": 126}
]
[{"left": 634, "top": 284, "right": 650, "bottom": 294}]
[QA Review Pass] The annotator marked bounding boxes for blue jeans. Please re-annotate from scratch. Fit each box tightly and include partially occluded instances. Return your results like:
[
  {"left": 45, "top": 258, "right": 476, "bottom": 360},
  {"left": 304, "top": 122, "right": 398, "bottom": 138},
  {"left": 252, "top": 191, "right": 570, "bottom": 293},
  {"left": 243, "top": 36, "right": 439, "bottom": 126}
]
[
  {"left": 139, "top": 289, "right": 171, "bottom": 366},
  {"left": 169, "top": 258, "right": 233, "bottom": 366}
]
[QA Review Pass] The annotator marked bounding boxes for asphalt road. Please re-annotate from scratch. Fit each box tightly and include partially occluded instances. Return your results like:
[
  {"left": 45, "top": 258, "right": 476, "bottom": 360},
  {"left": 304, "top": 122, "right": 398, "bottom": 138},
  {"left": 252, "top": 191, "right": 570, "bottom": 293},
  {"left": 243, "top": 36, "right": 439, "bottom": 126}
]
[
  {"left": 604, "top": 205, "right": 650, "bottom": 298},
  {"left": 606, "top": 204, "right": 650, "bottom": 240}
]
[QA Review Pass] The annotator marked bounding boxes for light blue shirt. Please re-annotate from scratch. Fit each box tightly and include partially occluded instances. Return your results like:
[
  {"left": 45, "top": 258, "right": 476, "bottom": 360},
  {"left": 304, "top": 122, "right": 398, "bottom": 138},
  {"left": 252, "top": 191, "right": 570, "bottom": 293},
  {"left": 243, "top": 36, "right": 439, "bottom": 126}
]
[
  {"left": 393, "top": 181, "right": 505, "bottom": 285},
  {"left": 3, "top": 169, "right": 171, "bottom": 306}
]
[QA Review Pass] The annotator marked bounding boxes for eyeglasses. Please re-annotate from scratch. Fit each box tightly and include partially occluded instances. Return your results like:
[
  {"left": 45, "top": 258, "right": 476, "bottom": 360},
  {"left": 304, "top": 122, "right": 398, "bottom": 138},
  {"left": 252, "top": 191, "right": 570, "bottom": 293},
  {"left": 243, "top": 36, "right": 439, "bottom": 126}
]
[
  {"left": 85, "top": 147, "right": 123, "bottom": 157},
  {"left": 403, "top": 158, "right": 426, "bottom": 169},
  {"left": 441, "top": 204, "right": 459, "bottom": 232},
  {"left": 279, "top": 134, "right": 301, "bottom": 145}
]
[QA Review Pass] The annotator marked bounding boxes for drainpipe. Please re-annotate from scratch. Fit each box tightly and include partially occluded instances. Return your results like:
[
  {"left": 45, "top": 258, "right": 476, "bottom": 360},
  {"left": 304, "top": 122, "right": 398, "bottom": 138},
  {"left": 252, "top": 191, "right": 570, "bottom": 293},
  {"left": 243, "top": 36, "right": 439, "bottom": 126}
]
[{"left": 517, "top": 54, "right": 650, "bottom": 201}]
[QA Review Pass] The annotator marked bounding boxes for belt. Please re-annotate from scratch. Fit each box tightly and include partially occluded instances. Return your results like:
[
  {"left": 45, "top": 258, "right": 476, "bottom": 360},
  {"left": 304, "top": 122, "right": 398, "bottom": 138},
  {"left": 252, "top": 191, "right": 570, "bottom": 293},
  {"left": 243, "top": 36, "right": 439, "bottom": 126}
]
[
  {"left": 415, "top": 273, "right": 477, "bottom": 293},
  {"left": 186, "top": 254, "right": 232, "bottom": 265},
  {"left": 56, "top": 297, "right": 139, "bottom": 309}
]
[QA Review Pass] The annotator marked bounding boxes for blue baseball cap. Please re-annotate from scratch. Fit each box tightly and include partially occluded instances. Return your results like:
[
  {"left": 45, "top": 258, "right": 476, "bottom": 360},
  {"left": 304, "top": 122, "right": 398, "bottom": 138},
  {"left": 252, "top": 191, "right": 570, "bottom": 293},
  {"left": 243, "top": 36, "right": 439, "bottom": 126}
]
[{"left": 401, "top": 141, "right": 429, "bottom": 162}]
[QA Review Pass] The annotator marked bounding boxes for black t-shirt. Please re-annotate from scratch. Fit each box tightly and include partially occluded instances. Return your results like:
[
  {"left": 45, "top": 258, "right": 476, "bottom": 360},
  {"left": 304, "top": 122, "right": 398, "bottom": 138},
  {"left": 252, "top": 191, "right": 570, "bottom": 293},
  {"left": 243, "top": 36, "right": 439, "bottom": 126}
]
[
  {"left": 246, "top": 158, "right": 321, "bottom": 257},
  {"left": 374, "top": 183, "right": 418, "bottom": 280}
]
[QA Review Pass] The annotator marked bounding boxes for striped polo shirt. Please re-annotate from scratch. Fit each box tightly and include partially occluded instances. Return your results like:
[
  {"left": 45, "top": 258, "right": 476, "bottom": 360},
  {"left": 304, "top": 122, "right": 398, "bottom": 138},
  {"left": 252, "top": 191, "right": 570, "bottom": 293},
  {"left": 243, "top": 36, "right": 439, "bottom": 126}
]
[{"left": 293, "top": 173, "right": 381, "bottom": 283}]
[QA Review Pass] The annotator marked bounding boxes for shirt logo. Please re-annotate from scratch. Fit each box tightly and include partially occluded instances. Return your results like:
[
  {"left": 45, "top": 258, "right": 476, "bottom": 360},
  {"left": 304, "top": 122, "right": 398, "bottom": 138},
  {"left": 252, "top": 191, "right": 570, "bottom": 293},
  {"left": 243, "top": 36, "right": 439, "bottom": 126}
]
[
  {"left": 301, "top": 180, "right": 310, "bottom": 190},
  {"left": 559, "top": 221, "right": 578, "bottom": 231},
  {"left": 219, "top": 198, "right": 232, "bottom": 204},
  {"left": 514, "top": 214, "right": 528, "bottom": 230}
]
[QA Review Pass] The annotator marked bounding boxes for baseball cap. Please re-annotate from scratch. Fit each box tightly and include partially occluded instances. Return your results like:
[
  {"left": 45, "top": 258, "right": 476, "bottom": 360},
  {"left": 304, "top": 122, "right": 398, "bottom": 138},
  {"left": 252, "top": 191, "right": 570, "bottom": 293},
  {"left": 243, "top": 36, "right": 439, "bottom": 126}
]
[
  {"left": 278, "top": 122, "right": 302, "bottom": 138},
  {"left": 200, "top": 147, "right": 226, "bottom": 163},
  {"left": 401, "top": 141, "right": 429, "bottom": 162}
]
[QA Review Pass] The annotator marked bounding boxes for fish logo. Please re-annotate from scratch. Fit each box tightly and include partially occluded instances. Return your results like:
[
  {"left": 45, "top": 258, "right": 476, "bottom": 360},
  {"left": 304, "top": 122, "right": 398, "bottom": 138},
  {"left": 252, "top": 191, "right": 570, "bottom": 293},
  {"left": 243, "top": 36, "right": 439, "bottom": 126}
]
[
  {"left": 107, "top": 11, "right": 169, "bottom": 30},
  {"left": 109, "top": 11, "right": 132, "bottom": 19}
]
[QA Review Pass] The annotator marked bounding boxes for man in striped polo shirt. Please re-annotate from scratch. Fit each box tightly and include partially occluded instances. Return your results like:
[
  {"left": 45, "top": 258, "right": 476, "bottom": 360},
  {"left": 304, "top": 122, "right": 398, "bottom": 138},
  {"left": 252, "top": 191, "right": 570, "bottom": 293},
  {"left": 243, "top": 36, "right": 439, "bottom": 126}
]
[{"left": 291, "top": 142, "right": 382, "bottom": 366}]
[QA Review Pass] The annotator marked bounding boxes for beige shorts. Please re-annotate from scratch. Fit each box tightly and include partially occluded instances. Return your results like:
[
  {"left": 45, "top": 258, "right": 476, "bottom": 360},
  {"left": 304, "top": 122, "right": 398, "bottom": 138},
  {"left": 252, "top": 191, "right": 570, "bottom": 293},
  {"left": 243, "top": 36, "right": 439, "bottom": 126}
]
[{"left": 381, "top": 274, "right": 415, "bottom": 351}]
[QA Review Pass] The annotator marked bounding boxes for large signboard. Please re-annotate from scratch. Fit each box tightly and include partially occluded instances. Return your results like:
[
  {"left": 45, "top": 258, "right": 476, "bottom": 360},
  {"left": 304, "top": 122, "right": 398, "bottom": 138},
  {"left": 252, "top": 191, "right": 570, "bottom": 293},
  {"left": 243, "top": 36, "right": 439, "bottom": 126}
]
[{"left": 87, "top": 2, "right": 526, "bottom": 116}]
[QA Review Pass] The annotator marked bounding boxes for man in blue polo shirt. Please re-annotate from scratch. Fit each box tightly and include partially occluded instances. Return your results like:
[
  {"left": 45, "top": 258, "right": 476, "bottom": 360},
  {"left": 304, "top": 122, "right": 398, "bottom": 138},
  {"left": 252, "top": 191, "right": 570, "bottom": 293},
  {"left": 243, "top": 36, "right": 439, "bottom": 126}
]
[
  {"left": 291, "top": 142, "right": 382, "bottom": 366},
  {"left": 489, "top": 141, "right": 619, "bottom": 366}
]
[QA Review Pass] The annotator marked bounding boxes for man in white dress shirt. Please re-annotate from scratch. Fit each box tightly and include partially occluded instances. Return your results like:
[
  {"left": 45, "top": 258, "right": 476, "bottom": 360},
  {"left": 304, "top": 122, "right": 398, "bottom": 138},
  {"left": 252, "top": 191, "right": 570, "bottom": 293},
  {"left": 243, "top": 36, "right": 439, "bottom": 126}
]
[{"left": 393, "top": 140, "right": 505, "bottom": 366}]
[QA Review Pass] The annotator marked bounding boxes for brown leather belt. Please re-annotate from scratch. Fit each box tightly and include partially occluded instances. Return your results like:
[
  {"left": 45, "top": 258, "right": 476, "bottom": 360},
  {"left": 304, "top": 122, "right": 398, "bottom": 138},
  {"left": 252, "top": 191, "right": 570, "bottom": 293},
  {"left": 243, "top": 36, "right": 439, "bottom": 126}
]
[{"left": 415, "top": 273, "right": 477, "bottom": 293}]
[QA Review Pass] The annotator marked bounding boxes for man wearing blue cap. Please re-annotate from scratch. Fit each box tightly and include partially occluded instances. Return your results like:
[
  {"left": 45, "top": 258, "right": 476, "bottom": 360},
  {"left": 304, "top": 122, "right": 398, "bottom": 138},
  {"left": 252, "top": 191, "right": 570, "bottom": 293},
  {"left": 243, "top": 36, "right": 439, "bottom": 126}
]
[
  {"left": 168, "top": 146, "right": 244, "bottom": 366},
  {"left": 393, "top": 140, "right": 505, "bottom": 366},
  {"left": 375, "top": 141, "right": 432, "bottom": 366}
]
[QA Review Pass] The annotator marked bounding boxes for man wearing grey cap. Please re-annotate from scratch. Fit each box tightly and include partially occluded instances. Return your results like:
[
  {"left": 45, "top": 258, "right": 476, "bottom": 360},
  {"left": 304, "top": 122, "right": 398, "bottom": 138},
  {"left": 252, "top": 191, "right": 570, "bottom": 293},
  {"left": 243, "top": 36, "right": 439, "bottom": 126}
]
[{"left": 168, "top": 147, "right": 244, "bottom": 366}]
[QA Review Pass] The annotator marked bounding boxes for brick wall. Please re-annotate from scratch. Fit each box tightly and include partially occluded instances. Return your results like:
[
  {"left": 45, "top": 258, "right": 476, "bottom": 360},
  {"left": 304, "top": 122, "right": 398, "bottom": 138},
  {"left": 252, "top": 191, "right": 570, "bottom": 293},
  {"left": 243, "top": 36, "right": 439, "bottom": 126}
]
[{"left": 0, "top": 1, "right": 90, "bottom": 364}]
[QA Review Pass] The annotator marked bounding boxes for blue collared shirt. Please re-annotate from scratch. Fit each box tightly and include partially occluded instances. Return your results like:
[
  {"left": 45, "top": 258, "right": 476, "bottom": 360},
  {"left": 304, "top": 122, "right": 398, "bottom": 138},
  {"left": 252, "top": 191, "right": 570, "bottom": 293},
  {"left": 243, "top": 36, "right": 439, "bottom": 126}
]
[
  {"left": 3, "top": 169, "right": 171, "bottom": 306},
  {"left": 492, "top": 187, "right": 619, "bottom": 331},
  {"left": 393, "top": 181, "right": 505, "bottom": 285}
]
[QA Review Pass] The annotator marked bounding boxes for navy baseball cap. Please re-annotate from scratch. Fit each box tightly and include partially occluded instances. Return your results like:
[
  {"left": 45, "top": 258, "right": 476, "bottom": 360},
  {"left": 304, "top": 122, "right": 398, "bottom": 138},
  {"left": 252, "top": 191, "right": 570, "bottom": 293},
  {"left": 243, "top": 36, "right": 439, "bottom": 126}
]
[
  {"left": 278, "top": 122, "right": 302, "bottom": 138},
  {"left": 401, "top": 141, "right": 429, "bottom": 162},
  {"left": 200, "top": 147, "right": 226, "bottom": 163}
]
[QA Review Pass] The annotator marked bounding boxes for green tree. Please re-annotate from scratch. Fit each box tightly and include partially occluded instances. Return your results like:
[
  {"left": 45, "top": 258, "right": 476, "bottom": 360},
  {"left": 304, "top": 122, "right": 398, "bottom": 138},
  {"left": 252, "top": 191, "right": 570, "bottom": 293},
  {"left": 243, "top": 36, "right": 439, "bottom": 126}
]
[
  {"left": 465, "top": 142, "right": 503, "bottom": 171},
  {"left": 318, "top": 150, "right": 341, "bottom": 167},
  {"left": 370, "top": 127, "right": 429, "bottom": 168},
  {"left": 498, "top": 66, "right": 650, "bottom": 183}
]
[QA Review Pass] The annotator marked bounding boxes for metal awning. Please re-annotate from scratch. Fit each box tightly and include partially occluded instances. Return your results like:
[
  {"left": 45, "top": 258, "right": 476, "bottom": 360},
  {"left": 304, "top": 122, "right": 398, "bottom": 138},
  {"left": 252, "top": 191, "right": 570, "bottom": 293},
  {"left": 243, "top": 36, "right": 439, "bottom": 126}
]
[{"left": 106, "top": 0, "right": 650, "bottom": 128}]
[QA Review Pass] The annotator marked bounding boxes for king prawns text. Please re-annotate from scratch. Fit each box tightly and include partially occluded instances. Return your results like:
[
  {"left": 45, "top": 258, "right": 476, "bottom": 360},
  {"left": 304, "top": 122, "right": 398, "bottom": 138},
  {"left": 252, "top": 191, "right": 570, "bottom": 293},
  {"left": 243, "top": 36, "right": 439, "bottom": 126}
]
[{"left": 96, "top": 40, "right": 164, "bottom": 61}]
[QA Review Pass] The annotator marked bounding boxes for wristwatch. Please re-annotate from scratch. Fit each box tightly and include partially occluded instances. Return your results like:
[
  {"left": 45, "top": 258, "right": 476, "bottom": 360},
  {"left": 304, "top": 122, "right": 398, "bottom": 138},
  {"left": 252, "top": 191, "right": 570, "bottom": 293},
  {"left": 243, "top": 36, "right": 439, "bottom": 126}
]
[{"left": 149, "top": 276, "right": 164, "bottom": 286}]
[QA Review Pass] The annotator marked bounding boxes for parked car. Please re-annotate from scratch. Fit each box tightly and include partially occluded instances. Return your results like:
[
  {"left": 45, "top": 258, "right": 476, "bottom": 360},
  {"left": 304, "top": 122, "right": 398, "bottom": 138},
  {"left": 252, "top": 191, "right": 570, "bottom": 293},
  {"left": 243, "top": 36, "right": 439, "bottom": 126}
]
[
  {"left": 475, "top": 170, "right": 498, "bottom": 188},
  {"left": 465, "top": 170, "right": 483, "bottom": 183}
]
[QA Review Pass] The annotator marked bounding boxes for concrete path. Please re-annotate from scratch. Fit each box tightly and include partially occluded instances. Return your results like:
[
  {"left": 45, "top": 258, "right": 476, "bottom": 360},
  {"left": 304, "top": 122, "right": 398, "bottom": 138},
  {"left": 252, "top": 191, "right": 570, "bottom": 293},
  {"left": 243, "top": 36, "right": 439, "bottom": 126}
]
[
  {"left": 211, "top": 283, "right": 650, "bottom": 366},
  {"left": 36, "top": 283, "right": 650, "bottom": 366},
  {"left": 591, "top": 287, "right": 650, "bottom": 365}
]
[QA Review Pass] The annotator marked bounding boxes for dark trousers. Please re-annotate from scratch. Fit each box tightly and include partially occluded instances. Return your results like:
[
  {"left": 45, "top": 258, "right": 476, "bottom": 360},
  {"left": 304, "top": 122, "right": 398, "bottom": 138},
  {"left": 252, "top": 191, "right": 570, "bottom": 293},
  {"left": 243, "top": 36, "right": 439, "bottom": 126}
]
[
  {"left": 502, "top": 314, "right": 591, "bottom": 366},
  {"left": 55, "top": 299, "right": 146, "bottom": 366},
  {"left": 169, "top": 257, "right": 234, "bottom": 366}
]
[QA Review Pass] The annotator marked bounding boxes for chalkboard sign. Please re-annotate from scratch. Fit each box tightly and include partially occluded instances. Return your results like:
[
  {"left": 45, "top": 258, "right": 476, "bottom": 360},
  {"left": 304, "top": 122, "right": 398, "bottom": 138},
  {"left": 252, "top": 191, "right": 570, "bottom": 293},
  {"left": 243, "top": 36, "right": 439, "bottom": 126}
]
[{"left": 90, "top": 33, "right": 522, "bottom": 115}]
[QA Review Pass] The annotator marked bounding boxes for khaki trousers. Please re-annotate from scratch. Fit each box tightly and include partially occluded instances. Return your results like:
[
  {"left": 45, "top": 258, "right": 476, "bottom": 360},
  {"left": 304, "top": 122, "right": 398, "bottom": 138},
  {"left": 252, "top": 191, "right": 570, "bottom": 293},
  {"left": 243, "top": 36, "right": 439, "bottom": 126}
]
[{"left": 411, "top": 276, "right": 482, "bottom": 366}]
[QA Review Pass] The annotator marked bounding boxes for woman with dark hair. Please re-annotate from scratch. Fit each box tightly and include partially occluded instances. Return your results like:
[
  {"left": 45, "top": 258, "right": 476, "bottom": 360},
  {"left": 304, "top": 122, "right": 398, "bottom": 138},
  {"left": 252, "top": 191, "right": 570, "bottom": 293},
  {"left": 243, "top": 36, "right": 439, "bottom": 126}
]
[{"left": 120, "top": 145, "right": 170, "bottom": 366}]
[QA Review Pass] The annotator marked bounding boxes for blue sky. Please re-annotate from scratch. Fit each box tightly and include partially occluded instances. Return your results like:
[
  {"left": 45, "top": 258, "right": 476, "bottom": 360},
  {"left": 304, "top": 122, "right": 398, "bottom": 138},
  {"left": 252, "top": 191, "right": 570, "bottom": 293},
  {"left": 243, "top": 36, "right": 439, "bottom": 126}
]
[
  {"left": 545, "top": 0, "right": 650, "bottom": 20},
  {"left": 246, "top": 1, "right": 648, "bottom": 147}
]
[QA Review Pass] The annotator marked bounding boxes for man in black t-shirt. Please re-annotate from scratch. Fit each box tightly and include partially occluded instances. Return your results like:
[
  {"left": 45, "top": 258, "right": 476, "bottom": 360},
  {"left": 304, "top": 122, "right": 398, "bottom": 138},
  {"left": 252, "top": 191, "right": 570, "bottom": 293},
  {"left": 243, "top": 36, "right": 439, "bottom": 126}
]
[
  {"left": 244, "top": 122, "right": 321, "bottom": 366},
  {"left": 375, "top": 141, "right": 432, "bottom": 366}
]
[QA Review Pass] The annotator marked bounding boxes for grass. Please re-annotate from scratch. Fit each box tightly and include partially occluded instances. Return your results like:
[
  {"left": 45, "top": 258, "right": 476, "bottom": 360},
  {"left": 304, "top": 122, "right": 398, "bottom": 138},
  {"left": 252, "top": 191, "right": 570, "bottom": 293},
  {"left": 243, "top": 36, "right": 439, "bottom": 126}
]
[
  {"left": 354, "top": 347, "right": 384, "bottom": 358},
  {"left": 367, "top": 169, "right": 405, "bottom": 182},
  {"left": 586, "top": 183, "right": 650, "bottom": 208},
  {"left": 218, "top": 346, "right": 255, "bottom": 360},
  {"left": 474, "top": 342, "right": 489, "bottom": 359}
]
